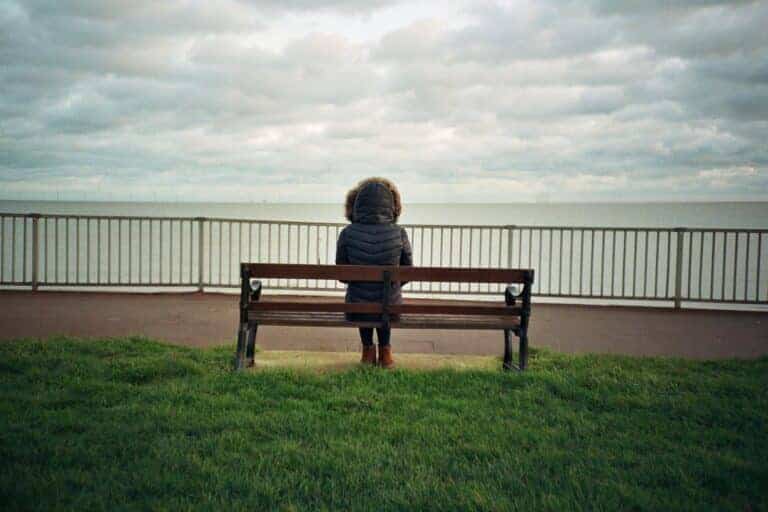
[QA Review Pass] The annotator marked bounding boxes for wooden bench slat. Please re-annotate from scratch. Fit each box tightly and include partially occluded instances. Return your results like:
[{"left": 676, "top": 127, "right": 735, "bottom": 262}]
[
  {"left": 392, "top": 304, "right": 522, "bottom": 315},
  {"left": 243, "top": 263, "right": 385, "bottom": 281},
  {"left": 249, "top": 301, "right": 522, "bottom": 316},
  {"left": 251, "top": 314, "right": 382, "bottom": 328},
  {"left": 242, "top": 263, "right": 534, "bottom": 284},
  {"left": 397, "top": 317, "right": 520, "bottom": 329},
  {"left": 250, "top": 302, "right": 382, "bottom": 313},
  {"left": 250, "top": 311, "right": 520, "bottom": 330},
  {"left": 252, "top": 311, "right": 521, "bottom": 322},
  {"left": 393, "top": 266, "right": 532, "bottom": 284}
]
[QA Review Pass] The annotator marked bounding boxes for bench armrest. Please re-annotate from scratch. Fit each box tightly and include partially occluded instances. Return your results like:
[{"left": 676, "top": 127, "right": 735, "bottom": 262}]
[
  {"left": 249, "top": 279, "right": 262, "bottom": 302},
  {"left": 504, "top": 285, "right": 519, "bottom": 306}
]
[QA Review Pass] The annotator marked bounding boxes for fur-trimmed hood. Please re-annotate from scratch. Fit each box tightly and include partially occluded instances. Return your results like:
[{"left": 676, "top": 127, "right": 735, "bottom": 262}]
[{"left": 344, "top": 177, "right": 402, "bottom": 224}]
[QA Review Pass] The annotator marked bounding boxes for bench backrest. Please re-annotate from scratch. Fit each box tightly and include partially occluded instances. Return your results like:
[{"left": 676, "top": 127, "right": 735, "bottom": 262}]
[
  {"left": 240, "top": 263, "right": 534, "bottom": 322},
  {"left": 241, "top": 263, "right": 533, "bottom": 285}
]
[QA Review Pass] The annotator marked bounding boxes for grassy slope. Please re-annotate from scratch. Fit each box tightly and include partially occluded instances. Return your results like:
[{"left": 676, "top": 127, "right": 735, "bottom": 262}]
[{"left": 1, "top": 337, "right": 767, "bottom": 511}]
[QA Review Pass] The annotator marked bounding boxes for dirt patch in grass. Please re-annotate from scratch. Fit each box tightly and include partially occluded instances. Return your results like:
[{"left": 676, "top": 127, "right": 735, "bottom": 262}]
[{"left": 253, "top": 350, "right": 500, "bottom": 372}]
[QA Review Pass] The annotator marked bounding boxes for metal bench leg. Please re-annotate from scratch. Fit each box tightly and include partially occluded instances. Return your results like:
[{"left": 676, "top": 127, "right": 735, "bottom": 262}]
[
  {"left": 519, "top": 333, "right": 528, "bottom": 371},
  {"left": 234, "top": 322, "right": 248, "bottom": 371},
  {"left": 503, "top": 329, "right": 512, "bottom": 371},
  {"left": 245, "top": 321, "right": 258, "bottom": 368}
]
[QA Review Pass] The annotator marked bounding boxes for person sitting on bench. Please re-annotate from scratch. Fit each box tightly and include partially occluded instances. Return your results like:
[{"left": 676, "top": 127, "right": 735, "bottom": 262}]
[{"left": 335, "top": 177, "right": 413, "bottom": 368}]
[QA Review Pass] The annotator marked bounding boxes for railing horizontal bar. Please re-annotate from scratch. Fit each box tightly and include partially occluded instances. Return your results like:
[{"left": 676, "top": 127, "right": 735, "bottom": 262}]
[
  {"left": 511, "top": 226, "right": 678, "bottom": 232},
  {"left": 535, "top": 293, "right": 673, "bottom": 301},
  {"left": 2, "top": 213, "right": 766, "bottom": 235},
  {"left": 35, "top": 282, "right": 197, "bottom": 287},
  {"left": 682, "top": 228, "right": 768, "bottom": 234},
  {"left": 16, "top": 281, "right": 768, "bottom": 307},
  {"left": 189, "top": 282, "right": 768, "bottom": 302},
  {"left": 11, "top": 213, "right": 198, "bottom": 222},
  {"left": 673, "top": 298, "right": 767, "bottom": 305}
]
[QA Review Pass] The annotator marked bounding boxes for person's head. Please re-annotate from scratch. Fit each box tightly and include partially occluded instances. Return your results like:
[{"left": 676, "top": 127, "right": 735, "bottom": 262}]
[{"left": 344, "top": 177, "right": 402, "bottom": 224}]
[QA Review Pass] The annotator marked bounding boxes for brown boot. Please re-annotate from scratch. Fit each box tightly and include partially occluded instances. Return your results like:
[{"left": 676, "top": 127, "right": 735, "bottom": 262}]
[
  {"left": 378, "top": 345, "right": 395, "bottom": 369},
  {"left": 361, "top": 345, "right": 377, "bottom": 365}
]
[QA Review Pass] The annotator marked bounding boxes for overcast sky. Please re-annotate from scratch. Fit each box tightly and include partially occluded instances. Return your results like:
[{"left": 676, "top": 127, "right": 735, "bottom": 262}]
[{"left": 1, "top": 0, "right": 767, "bottom": 202}]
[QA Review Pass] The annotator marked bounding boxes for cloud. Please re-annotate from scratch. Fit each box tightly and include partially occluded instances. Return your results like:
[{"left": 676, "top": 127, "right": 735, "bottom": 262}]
[
  {"left": 236, "top": 0, "right": 399, "bottom": 14},
  {"left": 0, "top": 0, "right": 767, "bottom": 202}
]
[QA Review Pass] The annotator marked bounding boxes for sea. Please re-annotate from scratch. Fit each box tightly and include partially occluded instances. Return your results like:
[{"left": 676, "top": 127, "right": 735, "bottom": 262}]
[{"left": 1, "top": 200, "right": 767, "bottom": 228}]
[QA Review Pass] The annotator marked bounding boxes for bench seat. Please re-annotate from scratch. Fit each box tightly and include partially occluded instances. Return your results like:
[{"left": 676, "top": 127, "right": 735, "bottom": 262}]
[{"left": 249, "top": 310, "right": 521, "bottom": 330}]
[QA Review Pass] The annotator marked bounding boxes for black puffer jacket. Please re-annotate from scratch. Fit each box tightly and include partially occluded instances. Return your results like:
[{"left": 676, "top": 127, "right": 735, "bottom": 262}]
[{"left": 335, "top": 179, "right": 412, "bottom": 316}]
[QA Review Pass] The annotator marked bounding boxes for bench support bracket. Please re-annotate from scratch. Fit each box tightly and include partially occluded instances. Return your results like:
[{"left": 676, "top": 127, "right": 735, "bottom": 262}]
[
  {"left": 503, "top": 276, "right": 533, "bottom": 372},
  {"left": 235, "top": 266, "right": 262, "bottom": 371}
]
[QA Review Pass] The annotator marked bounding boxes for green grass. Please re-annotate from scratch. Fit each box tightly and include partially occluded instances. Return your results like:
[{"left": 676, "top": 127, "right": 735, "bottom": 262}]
[{"left": 1, "top": 337, "right": 767, "bottom": 511}]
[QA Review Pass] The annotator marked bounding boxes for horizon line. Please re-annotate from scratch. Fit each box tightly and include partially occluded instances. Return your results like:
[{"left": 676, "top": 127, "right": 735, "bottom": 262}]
[{"left": 1, "top": 199, "right": 767, "bottom": 205}]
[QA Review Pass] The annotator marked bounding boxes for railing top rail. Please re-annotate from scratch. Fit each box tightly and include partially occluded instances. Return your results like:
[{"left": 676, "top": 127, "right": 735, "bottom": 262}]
[
  {"left": 0, "top": 212, "right": 765, "bottom": 233},
  {"left": 505, "top": 225, "right": 768, "bottom": 233},
  {"left": 0, "top": 213, "right": 201, "bottom": 222}
]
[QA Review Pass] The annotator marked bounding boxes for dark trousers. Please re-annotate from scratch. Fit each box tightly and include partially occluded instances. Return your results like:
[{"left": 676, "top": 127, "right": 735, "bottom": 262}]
[{"left": 359, "top": 327, "right": 391, "bottom": 347}]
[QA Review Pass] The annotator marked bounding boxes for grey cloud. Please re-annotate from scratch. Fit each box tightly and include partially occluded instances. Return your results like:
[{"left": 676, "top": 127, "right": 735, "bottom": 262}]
[
  {"left": 235, "top": 0, "right": 399, "bottom": 14},
  {"left": 0, "top": 0, "right": 767, "bottom": 202},
  {"left": 587, "top": 0, "right": 757, "bottom": 16},
  {"left": 10, "top": 1, "right": 263, "bottom": 50},
  {"left": 451, "top": 1, "right": 620, "bottom": 61},
  {"left": 611, "top": 2, "right": 768, "bottom": 59}
]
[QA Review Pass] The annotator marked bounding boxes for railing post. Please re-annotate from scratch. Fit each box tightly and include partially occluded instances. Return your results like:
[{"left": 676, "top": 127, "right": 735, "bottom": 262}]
[
  {"left": 506, "top": 225, "right": 516, "bottom": 268},
  {"left": 674, "top": 227, "right": 686, "bottom": 310},
  {"left": 30, "top": 213, "right": 40, "bottom": 291},
  {"left": 196, "top": 217, "right": 205, "bottom": 292}
]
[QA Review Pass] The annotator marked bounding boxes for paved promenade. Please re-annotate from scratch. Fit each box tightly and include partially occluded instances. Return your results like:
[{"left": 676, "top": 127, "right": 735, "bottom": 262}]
[{"left": 1, "top": 291, "right": 766, "bottom": 359}]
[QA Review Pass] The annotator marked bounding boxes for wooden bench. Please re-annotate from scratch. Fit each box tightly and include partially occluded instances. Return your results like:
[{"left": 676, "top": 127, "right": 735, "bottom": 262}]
[{"left": 234, "top": 263, "right": 534, "bottom": 371}]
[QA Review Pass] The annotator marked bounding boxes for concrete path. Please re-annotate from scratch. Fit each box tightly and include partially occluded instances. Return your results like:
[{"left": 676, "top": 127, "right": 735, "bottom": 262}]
[{"left": 1, "top": 291, "right": 766, "bottom": 360}]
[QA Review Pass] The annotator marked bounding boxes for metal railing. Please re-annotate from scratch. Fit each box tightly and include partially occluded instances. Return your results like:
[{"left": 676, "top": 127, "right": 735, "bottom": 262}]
[{"left": 0, "top": 213, "right": 766, "bottom": 308}]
